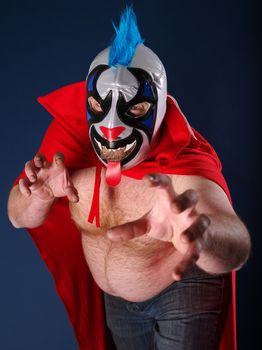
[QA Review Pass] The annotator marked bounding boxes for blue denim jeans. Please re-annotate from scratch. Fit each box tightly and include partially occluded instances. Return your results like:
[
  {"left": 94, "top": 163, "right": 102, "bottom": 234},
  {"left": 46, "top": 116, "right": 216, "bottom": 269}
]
[{"left": 103, "top": 265, "right": 231, "bottom": 350}]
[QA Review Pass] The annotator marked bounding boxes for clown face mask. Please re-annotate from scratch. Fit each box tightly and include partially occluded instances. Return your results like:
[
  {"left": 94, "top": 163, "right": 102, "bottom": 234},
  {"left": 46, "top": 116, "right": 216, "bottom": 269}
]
[
  {"left": 87, "top": 64, "right": 157, "bottom": 168},
  {"left": 85, "top": 9, "right": 167, "bottom": 185}
]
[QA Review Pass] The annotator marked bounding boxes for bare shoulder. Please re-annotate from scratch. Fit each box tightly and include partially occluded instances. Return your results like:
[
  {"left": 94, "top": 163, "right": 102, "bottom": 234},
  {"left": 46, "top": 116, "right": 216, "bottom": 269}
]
[{"left": 170, "top": 174, "right": 235, "bottom": 215}]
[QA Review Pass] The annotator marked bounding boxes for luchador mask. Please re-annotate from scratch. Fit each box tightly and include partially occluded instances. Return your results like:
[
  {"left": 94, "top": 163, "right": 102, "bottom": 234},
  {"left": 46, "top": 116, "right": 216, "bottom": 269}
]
[{"left": 86, "top": 8, "right": 167, "bottom": 185}]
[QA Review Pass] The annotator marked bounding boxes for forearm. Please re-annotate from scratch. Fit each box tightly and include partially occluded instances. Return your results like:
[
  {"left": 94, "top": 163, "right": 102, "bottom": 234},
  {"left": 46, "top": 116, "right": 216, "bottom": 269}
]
[
  {"left": 197, "top": 213, "right": 251, "bottom": 274},
  {"left": 8, "top": 185, "right": 55, "bottom": 229}
]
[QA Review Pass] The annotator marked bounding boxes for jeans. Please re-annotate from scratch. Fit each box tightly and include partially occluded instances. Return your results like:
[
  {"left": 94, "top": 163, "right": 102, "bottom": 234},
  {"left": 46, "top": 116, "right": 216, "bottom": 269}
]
[{"left": 103, "top": 265, "right": 231, "bottom": 350}]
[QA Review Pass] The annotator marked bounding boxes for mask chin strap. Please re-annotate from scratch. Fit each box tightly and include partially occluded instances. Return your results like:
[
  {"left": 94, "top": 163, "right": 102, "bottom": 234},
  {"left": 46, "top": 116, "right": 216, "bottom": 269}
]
[
  {"left": 87, "top": 160, "right": 122, "bottom": 228},
  {"left": 88, "top": 162, "right": 102, "bottom": 227}
]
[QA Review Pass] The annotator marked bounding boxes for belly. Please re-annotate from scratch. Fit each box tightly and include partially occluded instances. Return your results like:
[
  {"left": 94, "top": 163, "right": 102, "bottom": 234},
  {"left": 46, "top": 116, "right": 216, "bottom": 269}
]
[
  {"left": 70, "top": 167, "right": 181, "bottom": 302},
  {"left": 81, "top": 232, "right": 182, "bottom": 302}
]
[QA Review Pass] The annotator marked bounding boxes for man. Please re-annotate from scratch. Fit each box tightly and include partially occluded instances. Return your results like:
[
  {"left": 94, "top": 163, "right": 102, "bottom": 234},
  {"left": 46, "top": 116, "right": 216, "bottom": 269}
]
[{"left": 8, "top": 6, "right": 250, "bottom": 350}]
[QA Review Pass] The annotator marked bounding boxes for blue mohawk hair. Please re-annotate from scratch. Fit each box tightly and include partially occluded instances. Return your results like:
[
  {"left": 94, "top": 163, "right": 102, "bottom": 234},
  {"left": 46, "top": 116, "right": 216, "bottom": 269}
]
[{"left": 109, "top": 6, "right": 144, "bottom": 67}]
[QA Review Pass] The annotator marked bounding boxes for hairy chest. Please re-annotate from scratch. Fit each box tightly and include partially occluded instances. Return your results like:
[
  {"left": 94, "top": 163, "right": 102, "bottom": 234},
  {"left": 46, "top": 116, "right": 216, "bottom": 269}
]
[
  {"left": 69, "top": 167, "right": 182, "bottom": 300},
  {"left": 69, "top": 167, "right": 160, "bottom": 234}
]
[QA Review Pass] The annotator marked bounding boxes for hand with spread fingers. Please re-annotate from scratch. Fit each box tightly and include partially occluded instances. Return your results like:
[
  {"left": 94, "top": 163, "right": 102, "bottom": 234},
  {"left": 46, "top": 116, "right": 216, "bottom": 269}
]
[
  {"left": 19, "top": 152, "right": 79, "bottom": 203},
  {"left": 107, "top": 173, "right": 211, "bottom": 280},
  {"left": 8, "top": 152, "right": 79, "bottom": 228}
]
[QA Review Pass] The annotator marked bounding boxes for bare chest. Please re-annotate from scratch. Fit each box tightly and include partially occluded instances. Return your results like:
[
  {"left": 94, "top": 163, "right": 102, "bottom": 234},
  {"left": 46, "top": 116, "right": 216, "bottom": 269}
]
[
  {"left": 69, "top": 167, "right": 158, "bottom": 234},
  {"left": 69, "top": 167, "right": 179, "bottom": 301}
]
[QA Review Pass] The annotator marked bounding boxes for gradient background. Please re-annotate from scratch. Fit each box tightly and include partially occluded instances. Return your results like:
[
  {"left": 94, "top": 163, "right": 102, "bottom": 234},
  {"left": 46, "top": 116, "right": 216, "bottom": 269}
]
[{"left": 0, "top": 0, "right": 260, "bottom": 349}]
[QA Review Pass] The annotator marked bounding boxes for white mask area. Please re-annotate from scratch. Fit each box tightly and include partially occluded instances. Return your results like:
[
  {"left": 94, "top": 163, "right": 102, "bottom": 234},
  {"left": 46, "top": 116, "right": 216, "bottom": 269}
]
[
  {"left": 86, "top": 44, "right": 167, "bottom": 171},
  {"left": 87, "top": 64, "right": 160, "bottom": 169},
  {"left": 97, "top": 67, "right": 138, "bottom": 104},
  {"left": 94, "top": 67, "right": 139, "bottom": 141},
  {"left": 85, "top": 6, "right": 167, "bottom": 184}
]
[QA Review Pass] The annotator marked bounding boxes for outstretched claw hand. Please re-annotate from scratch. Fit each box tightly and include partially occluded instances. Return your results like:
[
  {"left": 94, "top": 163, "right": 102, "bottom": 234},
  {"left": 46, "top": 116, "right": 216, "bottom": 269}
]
[
  {"left": 106, "top": 173, "right": 211, "bottom": 281},
  {"left": 19, "top": 152, "right": 79, "bottom": 203}
]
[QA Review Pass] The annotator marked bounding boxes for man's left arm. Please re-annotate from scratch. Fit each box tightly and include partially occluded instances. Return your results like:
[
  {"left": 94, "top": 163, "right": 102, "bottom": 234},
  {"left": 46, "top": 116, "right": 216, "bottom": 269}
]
[
  {"left": 172, "top": 174, "right": 251, "bottom": 276},
  {"left": 107, "top": 174, "right": 251, "bottom": 279}
]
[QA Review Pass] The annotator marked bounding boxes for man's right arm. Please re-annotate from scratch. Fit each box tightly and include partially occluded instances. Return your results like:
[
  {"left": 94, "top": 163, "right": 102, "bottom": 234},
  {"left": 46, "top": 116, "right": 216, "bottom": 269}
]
[
  {"left": 8, "top": 153, "right": 79, "bottom": 229},
  {"left": 8, "top": 185, "right": 55, "bottom": 228}
]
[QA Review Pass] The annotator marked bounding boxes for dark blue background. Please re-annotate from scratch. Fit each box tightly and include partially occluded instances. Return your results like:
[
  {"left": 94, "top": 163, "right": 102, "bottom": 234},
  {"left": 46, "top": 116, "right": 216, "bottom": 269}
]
[{"left": 0, "top": 0, "right": 260, "bottom": 349}]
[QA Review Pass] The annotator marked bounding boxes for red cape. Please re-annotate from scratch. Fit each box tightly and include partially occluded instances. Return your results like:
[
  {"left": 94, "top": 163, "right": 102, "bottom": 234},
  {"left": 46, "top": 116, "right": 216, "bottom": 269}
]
[{"left": 14, "top": 82, "right": 237, "bottom": 350}]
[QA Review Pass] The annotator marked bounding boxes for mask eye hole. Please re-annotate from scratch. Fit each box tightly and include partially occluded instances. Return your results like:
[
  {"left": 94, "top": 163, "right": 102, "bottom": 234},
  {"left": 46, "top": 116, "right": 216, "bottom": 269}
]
[
  {"left": 127, "top": 101, "right": 151, "bottom": 117},
  {"left": 88, "top": 96, "right": 103, "bottom": 113}
]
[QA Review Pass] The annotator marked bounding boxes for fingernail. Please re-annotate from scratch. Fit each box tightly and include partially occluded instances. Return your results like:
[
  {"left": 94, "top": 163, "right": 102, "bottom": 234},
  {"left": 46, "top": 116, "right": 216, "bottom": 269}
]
[
  {"left": 181, "top": 234, "right": 189, "bottom": 243},
  {"left": 71, "top": 195, "right": 79, "bottom": 202},
  {"left": 203, "top": 215, "right": 211, "bottom": 228},
  {"left": 148, "top": 174, "right": 157, "bottom": 182},
  {"left": 172, "top": 272, "right": 182, "bottom": 281},
  {"left": 107, "top": 230, "right": 115, "bottom": 240}
]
